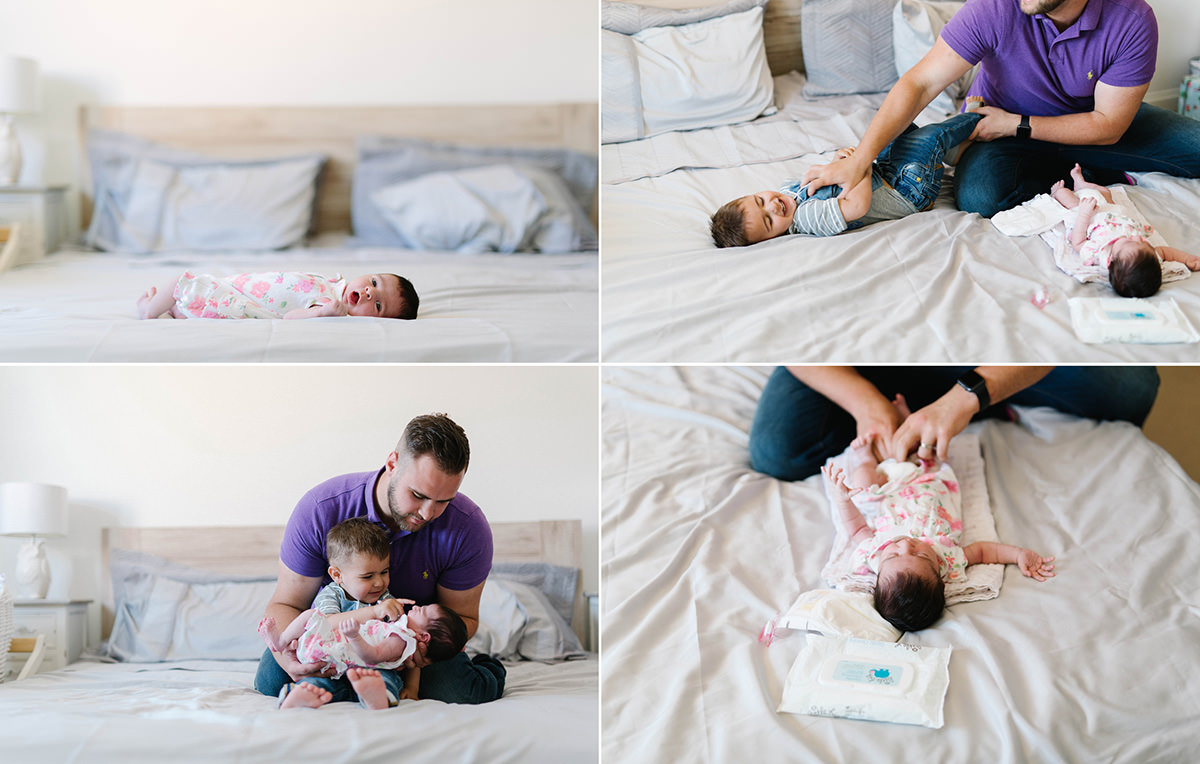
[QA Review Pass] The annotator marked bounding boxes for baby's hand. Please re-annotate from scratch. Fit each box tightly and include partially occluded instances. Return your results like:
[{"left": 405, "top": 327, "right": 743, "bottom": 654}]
[
  {"left": 1078, "top": 197, "right": 1097, "bottom": 214},
  {"left": 338, "top": 619, "right": 362, "bottom": 638},
  {"left": 316, "top": 298, "right": 348, "bottom": 317},
  {"left": 821, "top": 463, "right": 861, "bottom": 500},
  {"left": 1016, "top": 549, "right": 1055, "bottom": 582}
]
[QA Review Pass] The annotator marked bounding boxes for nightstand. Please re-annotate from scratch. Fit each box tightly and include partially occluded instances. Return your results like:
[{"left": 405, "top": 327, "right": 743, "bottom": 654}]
[
  {"left": 0, "top": 186, "right": 69, "bottom": 268},
  {"left": 7, "top": 600, "right": 90, "bottom": 677}
]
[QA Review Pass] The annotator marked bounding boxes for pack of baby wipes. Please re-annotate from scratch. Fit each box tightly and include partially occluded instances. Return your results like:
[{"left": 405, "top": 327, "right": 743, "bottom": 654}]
[
  {"left": 1068, "top": 297, "right": 1199, "bottom": 344},
  {"left": 777, "top": 633, "right": 951, "bottom": 728}
]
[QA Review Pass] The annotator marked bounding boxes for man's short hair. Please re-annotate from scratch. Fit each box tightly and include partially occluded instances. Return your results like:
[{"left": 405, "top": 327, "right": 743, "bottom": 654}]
[
  {"left": 874, "top": 570, "right": 945, "bottom": 633},
  {"left": 399, "top": 413, "right": 470, "bottom": 475},
  {"left": 392, "top": 274, "right": 420, "bottom": 320},
  {"left": 1109, "top": 247, "right": 1161, "bottom": 298},
  {"left": 424, "top": 605, "right": 470, "bottom": 662},
  {"left": 710, "top": 199, "right": 749, "bottom": 248},
  {"left": 326, "top": 517, "right": 391, "bottom": 566}
]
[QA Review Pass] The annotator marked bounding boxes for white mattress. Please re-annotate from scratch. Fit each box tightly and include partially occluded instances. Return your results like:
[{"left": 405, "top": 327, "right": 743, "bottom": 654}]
[
  {"left": 601, "top": 73, "right": 1200, "bottom": 362},
  {"left": 0, "top": 244, "right": 597, "bottom": 362},
  {"left": 0, "top": 656, "right": 597, "bottom": 763},
  {"left": 601, "top": 366, "right": 1200, "bottom": 763}
]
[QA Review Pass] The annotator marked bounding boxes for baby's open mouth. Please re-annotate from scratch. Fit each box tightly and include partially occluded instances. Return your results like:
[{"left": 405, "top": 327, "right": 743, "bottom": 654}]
[{"left": 348, "top": 291, "right": 360, "bottom": 306}]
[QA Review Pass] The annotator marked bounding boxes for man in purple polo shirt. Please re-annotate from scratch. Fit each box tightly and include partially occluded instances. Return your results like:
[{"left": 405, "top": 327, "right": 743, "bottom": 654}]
[
  {"left": 253, "top": 412, "right": 506, "bottom": 704},
  {"left": 804, "top": 0, "right": 1200, "bottom": 218}
]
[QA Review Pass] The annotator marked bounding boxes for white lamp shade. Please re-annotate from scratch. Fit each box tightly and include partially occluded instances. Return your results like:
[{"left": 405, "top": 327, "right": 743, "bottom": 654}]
[
  {"left": 0, "top": 482, "right": 68, "bottom": 537},
  {"left": 0, "top": 56, "right": 40, "bottom": 114}
]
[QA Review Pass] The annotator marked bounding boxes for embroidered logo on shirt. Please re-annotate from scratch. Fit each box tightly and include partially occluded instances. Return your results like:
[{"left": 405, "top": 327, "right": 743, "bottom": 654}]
[
  {"left": 422, "top": 570, "right": 429, "bottom": 580},
  {"left": 1087, "top": 71, "right": 1094, "bottom": 80}
]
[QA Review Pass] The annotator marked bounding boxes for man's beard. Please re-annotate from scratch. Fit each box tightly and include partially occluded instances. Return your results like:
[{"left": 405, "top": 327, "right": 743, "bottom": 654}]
[{"left": 1021, "top": 0, "right": 1070, "bottom": 16}]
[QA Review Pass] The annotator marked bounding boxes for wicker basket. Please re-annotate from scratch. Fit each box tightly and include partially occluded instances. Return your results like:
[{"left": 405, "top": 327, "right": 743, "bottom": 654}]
[{"left": 0, "top": 575, "right": 13, "bottom": 683}]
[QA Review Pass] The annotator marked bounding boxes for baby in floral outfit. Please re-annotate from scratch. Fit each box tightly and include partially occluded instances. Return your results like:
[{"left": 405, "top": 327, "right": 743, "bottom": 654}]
[
  {"left": 1051, "top": 163, "right": 1200, "bottom": 297},
  {"left": 822, "top": 434, "right": 1055, "bottom": 633},
  {"left": 136, "top": 270, "right": 419, "bottom": 320},
  {"left": 258, "top": 518, "right": 467, "bottom": 710}
]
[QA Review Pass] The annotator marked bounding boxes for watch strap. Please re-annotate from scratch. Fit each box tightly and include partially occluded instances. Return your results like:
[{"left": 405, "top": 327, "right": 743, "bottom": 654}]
[
  {"left": 956, "top": 371, "right": 991, "bottom": 412},
  {"left": 1017, "top": 114, "right": 1032, "bottom": 140}
]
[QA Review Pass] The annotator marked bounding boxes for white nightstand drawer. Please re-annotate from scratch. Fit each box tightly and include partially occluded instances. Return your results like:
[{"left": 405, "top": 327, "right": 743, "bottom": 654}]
[
  {"left": 9, "top": 600, "right": 91, "bottom": 676},
  {"left": 12, "top": 612, "right": 58, "bottom": 646}
]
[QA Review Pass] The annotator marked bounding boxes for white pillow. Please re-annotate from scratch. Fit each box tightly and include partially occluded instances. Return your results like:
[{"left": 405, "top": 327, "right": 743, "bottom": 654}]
[
  {"left": 893, "top": 0, "right": 978, "bottom": 116},
  {"left": 465, "top": 578, "right": 529, "bottom": 660},
  {"left": 465, "top": 576, "right": 585, "bottom": 661},
  {"left": 106, "top": 549, "right": 277, "bottom": 662},
  {"left": 601, "top": 1, "right": 775, "bottom": 143},
  {"left": 371, "top": 164, "right": 596, "bottom": 253}
]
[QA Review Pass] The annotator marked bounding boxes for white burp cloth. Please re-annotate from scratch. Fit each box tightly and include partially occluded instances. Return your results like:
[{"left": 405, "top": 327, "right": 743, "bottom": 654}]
[
  {"left": 778, "top": 633, "right": 951, "bottom": 728},
  {"left": 775, "top": 589, "right": 902, "bottom": 643},
  {"left": 1068, "top": 297, "right": 1200, "bottom": 344}
]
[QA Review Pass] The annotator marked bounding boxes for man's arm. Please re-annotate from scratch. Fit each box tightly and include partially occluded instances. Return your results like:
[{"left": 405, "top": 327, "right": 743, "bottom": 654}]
[
  {"left": 888, "top": 366, "right": 1053, "bottom": 460},
  {"left": 804, "top": 38, "right": 971, "bottom": 197},
  {"left": 264, "top": 560, "right": 326, "bottom": 679},
  {"left": 784, "top": 366, "right": 905, "bottom": 459},
  {"left": 969, "top": 81, "right": 1149, "bottom": 146},
  {"left": 438, "top": 581, "right": 485, "bottom": 640}
]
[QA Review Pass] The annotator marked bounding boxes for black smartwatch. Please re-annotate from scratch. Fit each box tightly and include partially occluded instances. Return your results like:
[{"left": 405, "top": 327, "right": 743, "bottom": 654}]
[
  {"left": 1016, "top": 115, "right": 1032, "bottom": 140},
  {"left": 956, "top": 370, "right": 991, "bottom": 412}
]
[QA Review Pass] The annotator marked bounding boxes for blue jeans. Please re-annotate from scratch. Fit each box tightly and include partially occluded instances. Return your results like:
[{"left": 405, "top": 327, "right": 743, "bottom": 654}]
[
  {"left": 748, "top": 366, "right": 1160, "bottom": 481},
  {"left": 797, "top": 112, "right": 982, "bottom": 212},
  {"left": 253, "top": 648, "right": 507, "bottom": 704},
  {"left": 955, "top": 103, "right": 1200, "bottom": 217}
]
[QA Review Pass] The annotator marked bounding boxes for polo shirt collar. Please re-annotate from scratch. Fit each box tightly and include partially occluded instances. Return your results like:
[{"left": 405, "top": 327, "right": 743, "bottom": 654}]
[{"left": 1039, "top": 0, "right": 1101, "bottom": 42}]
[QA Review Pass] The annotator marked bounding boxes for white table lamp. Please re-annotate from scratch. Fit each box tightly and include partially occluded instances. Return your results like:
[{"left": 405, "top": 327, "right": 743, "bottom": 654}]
[
  {"left": 0, "top": 56, "right": 40, "bottom": 186},
  {"left": 0, "top": 482, "right": 67, "bottom": 599}
]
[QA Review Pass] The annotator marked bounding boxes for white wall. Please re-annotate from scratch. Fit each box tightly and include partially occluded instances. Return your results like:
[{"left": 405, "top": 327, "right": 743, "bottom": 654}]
[
  {"left": 1, "top": 0, "right": 598, "bottom": 192},
  {"left": 1147, "top": 0, "right": 1200, "bottom": 108},
  {"left": 0, "top": 365, "right": 599, "bottom": 644}
]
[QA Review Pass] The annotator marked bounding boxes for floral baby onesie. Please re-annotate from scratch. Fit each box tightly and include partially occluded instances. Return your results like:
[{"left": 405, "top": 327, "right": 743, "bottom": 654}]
[
  {"left": 294, "top": 611, "right": 418, "bottom": 679},
  {"left": 851, "top": 459, "right": 968, "bottom": 582},
  {"left": 171, "top": 271, "right": 346, "bottom": 319},
  {"left": 1074, "top": 190, "right": 1156, "bottom": 268}
]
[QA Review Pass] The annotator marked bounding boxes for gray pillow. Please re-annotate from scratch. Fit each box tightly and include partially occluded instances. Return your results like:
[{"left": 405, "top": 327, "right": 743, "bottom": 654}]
[
  {"left": 370, "top": 164, "right": 596, "bottom": 253},
  {"left": 801, "top": 0, "right": 899, "bottom": 99},
  {"left": 86, "top": 129, "right": 325, "bottom": 253},
  {"left": 352, "top": 136, "right": 597, "bottom": 247},
  {"left": 106, "top": 549, "right": 276, "bottom": 662}
]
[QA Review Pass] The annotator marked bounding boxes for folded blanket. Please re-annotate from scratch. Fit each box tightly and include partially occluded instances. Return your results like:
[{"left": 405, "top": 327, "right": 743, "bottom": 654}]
[
  {"left": 991, "top": 187, "right": 1190, "bottom": 287},
  {"left": 820, "top": 432, "right": 1003, "bottom": 605}
]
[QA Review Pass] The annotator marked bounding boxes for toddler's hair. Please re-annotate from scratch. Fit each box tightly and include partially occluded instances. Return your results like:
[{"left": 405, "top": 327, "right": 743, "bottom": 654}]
[
  {"left": 874, "top": 570, "right": 945, "bottom": 633},
  {"left": 325, "top": 517, "right": 391, "bottom": 567},
  {"left": 393, "top": 274, "right": 420, "bottom": 320},
  {"left": 710, "top": 199, "right": 749, "bottom": 248},
  {"left": 1108, "top": 245, "right": 1161, "bottom": 298},
  {"left": 423, "top": 605, "right": 470, "bottom": 662}
]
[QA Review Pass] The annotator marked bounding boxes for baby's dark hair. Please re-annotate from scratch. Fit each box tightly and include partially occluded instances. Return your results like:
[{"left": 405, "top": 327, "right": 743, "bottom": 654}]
[
  {"left": 1108, "top": 245, "right": 1161, "bottom": 298},
  {"left": 710, "top": 198, "right": 748, "bottom": 248},
  {"left": 423, "top": 604, "right": 469, "bottom": 662},
  {"left": 325, "top": 517, "right": 391, "bottom": 567},
  {"left": 391, "top": 274, "right": 420, "bottom": 320},
  {"left": 874, "top": 570, "right": 945, "bottom": 633}
]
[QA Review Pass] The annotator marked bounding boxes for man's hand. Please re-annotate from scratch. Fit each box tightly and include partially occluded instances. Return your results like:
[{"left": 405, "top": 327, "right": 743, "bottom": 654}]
[
  {"left": 802, "top": 153, "right": 872, "bottom": 199},
  {"left": 968, "top": 106, "right": 1021, "bottom": 142},
  {"left": 1016, "top": 549, "right": 1056, "bottom": 582},
  {"left": 407, "top": 640, "right": 431, "bottom": 669},
  {"left": 276, "top": 643, "right": 336, "bottom": 681},
  {"left": 888, "top": 386, "right": 978, "bottom": 462}
]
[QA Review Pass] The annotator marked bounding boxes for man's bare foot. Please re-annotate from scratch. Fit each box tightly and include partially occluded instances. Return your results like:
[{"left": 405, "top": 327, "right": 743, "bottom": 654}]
[
  {"left": 258, "top": 617, "right": 282, "bottom": 652},
  {"left": 280, "top": 682, "right": 332, "bottom": 709},
  {"left": 347, "top": 667, "right": 391, "bottom": 710}
]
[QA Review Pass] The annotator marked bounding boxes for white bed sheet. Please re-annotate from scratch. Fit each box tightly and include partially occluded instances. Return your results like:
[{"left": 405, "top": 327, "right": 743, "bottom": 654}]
[
  {"left": 0, "top": 656, "right": 597, "bottom": 764},
  {"left": 601, "top": 74, "right": 1200, "bottom": 362},
  {"left": 601, "top": 366, "right": 1200, "bottom": 763},
  {"left": 0, "top": 243, "right": 597, "bottom": 362}
]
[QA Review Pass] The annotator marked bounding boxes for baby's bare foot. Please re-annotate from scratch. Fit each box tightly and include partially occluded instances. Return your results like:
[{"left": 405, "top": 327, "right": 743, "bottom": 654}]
[
  {"left": 280, "top": 682, "right": 331, "bottom": 710},
  {"left": 258, "top": 617, "right": 282, "bottom": 652},
  {"left": 1050, "top": 180, "right": 1064, "bottom": 196},
  {"left": 1070, "top": 163, "right": 1085, "bottom": 187},
  {"left": 347, "top": 667, "right": 390, "bottom": 710}
]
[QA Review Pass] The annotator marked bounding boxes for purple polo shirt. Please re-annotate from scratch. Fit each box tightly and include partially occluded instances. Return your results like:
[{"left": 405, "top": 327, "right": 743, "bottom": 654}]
[
  {"left": 280, "top": 469, "right": 493, "bottom": 605},
  {"left": 941, "top": 0, "right": 1157, "bottom": 116}
]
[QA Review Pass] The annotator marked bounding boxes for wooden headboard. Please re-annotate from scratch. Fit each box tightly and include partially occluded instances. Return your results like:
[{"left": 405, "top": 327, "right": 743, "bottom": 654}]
[
  {"left": 100, "top": 519, "right": 584, "bottom": 642},
  {"left": 80, "top": 102, "right": 599, "bottom": 234}
]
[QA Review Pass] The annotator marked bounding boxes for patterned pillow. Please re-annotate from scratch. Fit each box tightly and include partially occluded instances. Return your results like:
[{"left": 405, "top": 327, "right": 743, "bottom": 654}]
[{"left": 801, "top": 0, "right": 898, "bottom": 99}]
